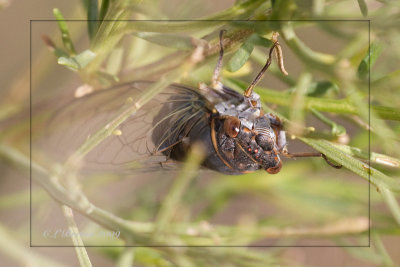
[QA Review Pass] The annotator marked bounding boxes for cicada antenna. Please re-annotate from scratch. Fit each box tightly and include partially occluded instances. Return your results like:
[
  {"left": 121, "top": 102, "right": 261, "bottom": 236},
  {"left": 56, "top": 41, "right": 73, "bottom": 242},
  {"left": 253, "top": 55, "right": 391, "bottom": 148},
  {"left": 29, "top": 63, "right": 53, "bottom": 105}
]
[
  {"left": 282, "top": 151, "right": 342, "bottom": 169},
  {"left": 244, "top": 32, "right": 288, "bottom": 98},
  {"left": 211, "top": 29, "right": 227, "bottom": 89}
]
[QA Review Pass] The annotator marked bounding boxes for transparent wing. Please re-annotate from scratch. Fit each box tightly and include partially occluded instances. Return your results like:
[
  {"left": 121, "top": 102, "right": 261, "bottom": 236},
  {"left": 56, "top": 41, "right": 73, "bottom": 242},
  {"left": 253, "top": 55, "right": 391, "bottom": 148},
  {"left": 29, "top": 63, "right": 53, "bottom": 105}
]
[{"left": 38, "top": 81, "right": 208, "bottom": 172}]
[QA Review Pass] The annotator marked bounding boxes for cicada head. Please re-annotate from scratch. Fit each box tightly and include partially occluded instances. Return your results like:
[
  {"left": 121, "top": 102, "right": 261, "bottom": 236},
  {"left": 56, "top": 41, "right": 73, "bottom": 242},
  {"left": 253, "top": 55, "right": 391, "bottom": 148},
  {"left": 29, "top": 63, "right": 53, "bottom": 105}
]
[{"left": 210, "top": 89, "right": 287, "bottom": 175}]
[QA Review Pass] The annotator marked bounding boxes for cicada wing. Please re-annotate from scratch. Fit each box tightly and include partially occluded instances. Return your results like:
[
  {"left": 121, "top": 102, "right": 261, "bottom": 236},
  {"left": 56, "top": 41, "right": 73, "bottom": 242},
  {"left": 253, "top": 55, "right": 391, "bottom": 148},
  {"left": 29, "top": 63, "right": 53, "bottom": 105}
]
[{"left": 39, "top": 81, "right": 208, "bottom": 173}]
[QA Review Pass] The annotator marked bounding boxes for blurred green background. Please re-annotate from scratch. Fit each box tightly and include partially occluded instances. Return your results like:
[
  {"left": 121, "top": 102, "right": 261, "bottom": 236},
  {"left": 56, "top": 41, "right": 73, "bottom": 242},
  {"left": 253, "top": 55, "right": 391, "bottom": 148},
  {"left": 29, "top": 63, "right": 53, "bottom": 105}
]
[{"left": 1, "top": 0, "right": 400, "bottom": 266}]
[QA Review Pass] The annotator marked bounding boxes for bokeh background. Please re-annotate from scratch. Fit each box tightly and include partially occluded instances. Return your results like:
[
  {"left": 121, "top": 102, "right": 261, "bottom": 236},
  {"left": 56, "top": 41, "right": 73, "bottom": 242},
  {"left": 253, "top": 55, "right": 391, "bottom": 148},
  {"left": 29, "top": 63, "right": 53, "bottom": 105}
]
[{"left": 1, "top": 0, "right": 400, "bottom": 266}]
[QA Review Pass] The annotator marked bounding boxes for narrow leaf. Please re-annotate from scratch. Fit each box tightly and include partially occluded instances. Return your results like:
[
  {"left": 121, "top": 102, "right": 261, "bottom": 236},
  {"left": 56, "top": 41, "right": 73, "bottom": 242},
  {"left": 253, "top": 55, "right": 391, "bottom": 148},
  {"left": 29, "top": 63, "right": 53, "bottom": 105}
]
[
  {"left": 87, "top": 0, "right": 99, "bottom": 40},
  {"left": 247, "top": 33, "right": 273, "bottom": 47},
  {"left": 58, "top": 50, "right": 96, "bottom": 70},
  {"left": 332, "top": 143, "right": 400, "bottom": 168},
  {"left": 357, "top": 0, "right": 368, "bottom": 17},
  {"left": 53, "top": 8, "right": 76, "bottom": 55},
  {"left": 227, "top": 42, "right": 254, "bottom": 72},
  {"left": 306, "top": 81, "right": 339, "bottom": 97},
  {"left": 358, "top": 41, "right": 383, "bottom": 79},
  {"left": 99, "top": 0, "right": 110, "bottom": 22},
  {"left": 299, "top": 137, "right": 400, "bottom": 193},
  {"left": 58, "top": 57, "right": 79, "bottom": 70},
  {"left": 134, "top": 32, "right": 195, "bottom": 50},
  {"left": 74, "top": 49, "right": 96, "bottom": 69}
]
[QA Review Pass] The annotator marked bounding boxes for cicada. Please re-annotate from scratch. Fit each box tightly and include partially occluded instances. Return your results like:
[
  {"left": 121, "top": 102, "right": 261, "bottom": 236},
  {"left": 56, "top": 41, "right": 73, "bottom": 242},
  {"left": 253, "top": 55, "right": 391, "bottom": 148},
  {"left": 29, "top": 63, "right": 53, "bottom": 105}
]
[{"left": 45, "top": 31, "right": 341, "bottom": 175}]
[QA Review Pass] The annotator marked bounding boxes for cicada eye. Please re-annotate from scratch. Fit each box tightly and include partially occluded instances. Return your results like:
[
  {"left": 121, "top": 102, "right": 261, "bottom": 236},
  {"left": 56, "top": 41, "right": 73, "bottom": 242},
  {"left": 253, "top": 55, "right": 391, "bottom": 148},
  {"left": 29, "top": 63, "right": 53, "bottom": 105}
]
[{"left": 224, "top": 117, "right": 241, "bottom": 138}]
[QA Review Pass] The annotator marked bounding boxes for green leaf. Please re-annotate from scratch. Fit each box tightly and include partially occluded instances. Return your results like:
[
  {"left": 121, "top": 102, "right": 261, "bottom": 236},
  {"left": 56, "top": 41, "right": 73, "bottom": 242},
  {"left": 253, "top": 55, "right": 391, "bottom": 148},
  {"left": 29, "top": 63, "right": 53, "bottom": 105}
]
[
  {"left": 87, "top": 0, "right": 99, "bottom": 40},
  {"left": 58, "top": 49, "right": 96, "bottom": 70},
  {"left": 226, "top": 42, "right": 254, "bottom": 72},
  {"left": 299, "top": 137, "right": 400, "bottom": 194},
  {"left": 133, "top": 32, "right": 195, "bottom": 50},
  {"left": 306, "top": 81, "right": 339, "bottom": 97},
  {"left": 75, "top": 49, "right": 97, "bottom": 68},
  {"left": 58, "top": 57, "right": 79, "bottom": 70},
  {"left": 372, "top": 233, "right": 395, "bottom": 266},
  {"left": 332, "top": 143, "right": 400, "bottom": 168},
  {"left": 99, "top": 0, "right": 110, "bottom": 22},
  {"left": 358, "top": 41, "right": 383, "bottom": 80},
  {"left": 53, "top": 48, "right": 70, "bottom": 59},
  {"left": 357, "top": 0, "right": 368, "bottom": 17},
  {"left": 247, "top": 33, "right": 273, "bottom": 47},
  {"left": 373, "top": 106, "right": 400, "bottom": 121},
  {"left": 271, "top": 0, "right": 296, "bottom": 20},
  {"left": 53, "top": 8, "right": 76, "bottom": 55}
]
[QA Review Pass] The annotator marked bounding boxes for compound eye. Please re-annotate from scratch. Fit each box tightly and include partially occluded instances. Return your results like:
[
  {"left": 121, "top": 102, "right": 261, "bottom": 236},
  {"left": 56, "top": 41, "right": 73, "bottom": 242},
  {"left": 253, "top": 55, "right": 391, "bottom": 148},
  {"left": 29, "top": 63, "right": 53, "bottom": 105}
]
[{"left": 224, "top": 117, "right": 241, "bottom": 138}]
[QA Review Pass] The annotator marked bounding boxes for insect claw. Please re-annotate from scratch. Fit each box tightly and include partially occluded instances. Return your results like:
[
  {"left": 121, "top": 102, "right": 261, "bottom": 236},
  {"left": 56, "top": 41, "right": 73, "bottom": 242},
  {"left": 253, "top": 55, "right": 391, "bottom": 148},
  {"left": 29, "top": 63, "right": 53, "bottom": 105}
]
[{"left": 321, "top": 154, "right": 342, "bottom": 169}]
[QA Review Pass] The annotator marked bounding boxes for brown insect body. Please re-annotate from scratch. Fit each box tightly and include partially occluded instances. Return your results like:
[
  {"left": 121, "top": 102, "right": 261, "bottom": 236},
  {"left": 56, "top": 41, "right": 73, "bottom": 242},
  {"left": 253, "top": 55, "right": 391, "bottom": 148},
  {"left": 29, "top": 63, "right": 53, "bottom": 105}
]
[{"left": 153, "top": 84, "right": 286, "bottom": 175}]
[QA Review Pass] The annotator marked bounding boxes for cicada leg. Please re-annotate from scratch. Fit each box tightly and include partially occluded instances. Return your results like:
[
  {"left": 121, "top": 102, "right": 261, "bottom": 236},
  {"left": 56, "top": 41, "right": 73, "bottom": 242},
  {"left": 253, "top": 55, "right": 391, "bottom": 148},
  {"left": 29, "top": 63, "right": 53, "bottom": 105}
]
[
  {"left": 282, "top": 151, "right": 342, "bottom": 169},
  {"left": 211, "top": 29, "right": 227, "bottom": 89},
  {"left": 267, "top": 113, "right": 287, "bottom": 152},
  {"left": 267, "top": 113, "right": 283, "bottom": 130}
]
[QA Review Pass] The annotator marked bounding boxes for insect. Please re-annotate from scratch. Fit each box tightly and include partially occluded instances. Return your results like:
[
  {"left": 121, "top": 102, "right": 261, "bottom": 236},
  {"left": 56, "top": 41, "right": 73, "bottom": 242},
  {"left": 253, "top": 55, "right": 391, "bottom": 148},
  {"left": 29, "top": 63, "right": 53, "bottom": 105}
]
[{"left": 46, "top": 30, "right": 341, "bottom": 175}]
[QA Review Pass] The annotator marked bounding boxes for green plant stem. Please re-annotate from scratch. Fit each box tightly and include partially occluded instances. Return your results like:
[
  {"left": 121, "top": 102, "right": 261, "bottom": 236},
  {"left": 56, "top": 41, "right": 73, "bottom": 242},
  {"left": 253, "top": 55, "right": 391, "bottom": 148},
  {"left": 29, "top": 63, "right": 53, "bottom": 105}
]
[
  {"left": 61, "top": 205, "right": 92, "bottom": 267},
  {"left": 0, "top": 223, "right": 67, "bottom": 267},
  {"left": 281, "top": 23, "right": 336, "bottom": 71},
  {"left": 155, "top": 143, "right": 205, "bottom": 234},
  {"left": 0, "top": 143, "right": 374, "bottom": 245},
  {"left": 371, "top": 233, "right": 395, "bottom": 267},
  {"left": 380, "top": 188, "right": 400, "bottom": 225},
  {"left": 116, "top": 248, "right": 135, "bottom": 267},
  {"left": 311, "top": 108, "right": 346, "bottom": 136},
  {"left": 288, "top": 72, "right": 311, "bottom": 134}
]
